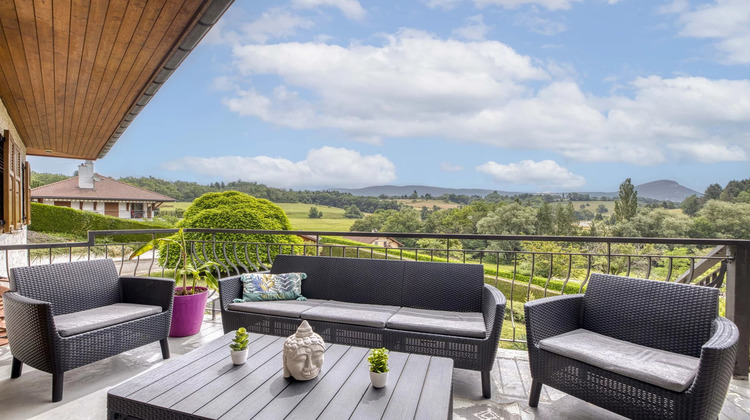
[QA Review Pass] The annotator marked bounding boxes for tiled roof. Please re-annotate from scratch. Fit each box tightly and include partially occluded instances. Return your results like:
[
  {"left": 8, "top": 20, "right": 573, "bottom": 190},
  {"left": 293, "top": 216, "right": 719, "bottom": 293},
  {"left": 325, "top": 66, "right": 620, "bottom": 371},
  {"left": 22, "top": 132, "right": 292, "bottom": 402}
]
[{"left": 31, "top": 175, "right": 175, "bottom": 202}]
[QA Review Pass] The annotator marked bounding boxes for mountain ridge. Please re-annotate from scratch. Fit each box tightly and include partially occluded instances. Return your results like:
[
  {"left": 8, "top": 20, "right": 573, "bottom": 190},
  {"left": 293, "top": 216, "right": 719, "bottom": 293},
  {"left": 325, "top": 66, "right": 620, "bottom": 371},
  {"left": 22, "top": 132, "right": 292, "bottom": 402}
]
[{"left": 333, "top": 180, "right": 701, "bottom": 202}]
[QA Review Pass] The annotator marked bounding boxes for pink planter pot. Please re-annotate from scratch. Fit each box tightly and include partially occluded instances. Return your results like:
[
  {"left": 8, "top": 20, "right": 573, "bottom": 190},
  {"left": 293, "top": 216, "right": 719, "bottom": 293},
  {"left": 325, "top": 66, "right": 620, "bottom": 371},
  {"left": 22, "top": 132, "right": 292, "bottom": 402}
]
[{"left": 169, "top": 287, "right": 208, "bottom": 337}]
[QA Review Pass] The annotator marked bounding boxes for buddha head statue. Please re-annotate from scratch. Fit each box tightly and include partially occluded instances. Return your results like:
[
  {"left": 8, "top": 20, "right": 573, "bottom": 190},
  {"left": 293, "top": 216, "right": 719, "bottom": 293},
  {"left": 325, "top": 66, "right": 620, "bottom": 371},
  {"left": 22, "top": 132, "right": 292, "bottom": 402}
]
[{"left": 283, "top": 320, "right": 325, "bottom": 381}]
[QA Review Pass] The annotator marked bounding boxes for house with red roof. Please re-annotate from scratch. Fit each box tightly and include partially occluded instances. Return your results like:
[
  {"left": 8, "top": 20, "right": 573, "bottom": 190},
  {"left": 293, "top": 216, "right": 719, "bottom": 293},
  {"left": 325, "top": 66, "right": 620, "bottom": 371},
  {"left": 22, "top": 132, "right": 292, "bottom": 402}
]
[{"left": 31, "top": 161, "right": 174, "bottom": 220}]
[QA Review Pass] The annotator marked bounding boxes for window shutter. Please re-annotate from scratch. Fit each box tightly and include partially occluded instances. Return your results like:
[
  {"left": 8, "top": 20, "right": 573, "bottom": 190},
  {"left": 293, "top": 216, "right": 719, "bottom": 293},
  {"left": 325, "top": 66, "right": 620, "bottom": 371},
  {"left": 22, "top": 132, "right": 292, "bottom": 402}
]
[
  {"left": 24, "top": 161, "right": 30, "bottom": 224},
  {"left": 3, "top": 130, "right": 12, "bottom": 233}
]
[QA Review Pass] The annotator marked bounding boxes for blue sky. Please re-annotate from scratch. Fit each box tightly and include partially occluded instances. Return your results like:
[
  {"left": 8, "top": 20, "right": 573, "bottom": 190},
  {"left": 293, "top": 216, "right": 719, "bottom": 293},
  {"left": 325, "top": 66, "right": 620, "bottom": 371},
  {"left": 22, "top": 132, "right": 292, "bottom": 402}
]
[{"left": 30, "top": 0, "right": 750, "bottom": 193}]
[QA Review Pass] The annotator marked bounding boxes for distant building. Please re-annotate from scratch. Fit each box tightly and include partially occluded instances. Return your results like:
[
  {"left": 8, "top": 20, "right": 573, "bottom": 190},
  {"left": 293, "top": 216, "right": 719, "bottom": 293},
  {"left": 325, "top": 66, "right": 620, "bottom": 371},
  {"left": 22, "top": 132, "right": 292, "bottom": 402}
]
[
  {"left": 342, "top": 236, "right": 403, "bottom": 248},
  {"left": 31, "top": 161, "right": 175, "bottom": 219}
]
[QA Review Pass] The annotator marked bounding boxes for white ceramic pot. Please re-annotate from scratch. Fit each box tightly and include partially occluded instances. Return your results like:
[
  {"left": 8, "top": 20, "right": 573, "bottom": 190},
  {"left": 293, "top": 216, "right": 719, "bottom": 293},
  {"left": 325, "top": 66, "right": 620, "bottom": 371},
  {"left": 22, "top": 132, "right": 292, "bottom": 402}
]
[
  {"left": 230, "top": 348, "right": 248, "bottom": 365},
  {"left": 370, "top": 371, "right": 388, "bottom": 388}
]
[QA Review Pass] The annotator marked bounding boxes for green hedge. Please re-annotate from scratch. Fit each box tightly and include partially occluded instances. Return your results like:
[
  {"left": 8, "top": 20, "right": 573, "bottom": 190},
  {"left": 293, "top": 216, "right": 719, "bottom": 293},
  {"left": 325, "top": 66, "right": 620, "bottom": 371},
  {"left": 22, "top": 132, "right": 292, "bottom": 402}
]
[{"left": 30, "top": 202, "right": 170, "bottom": 243}]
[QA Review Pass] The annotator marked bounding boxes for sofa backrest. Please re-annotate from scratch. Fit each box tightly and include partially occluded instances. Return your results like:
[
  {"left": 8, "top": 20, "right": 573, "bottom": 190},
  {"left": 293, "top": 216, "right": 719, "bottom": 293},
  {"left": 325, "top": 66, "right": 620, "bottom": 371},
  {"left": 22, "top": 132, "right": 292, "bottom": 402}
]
[
  {"left": 582, "top": 273, "right": 718, "bottom": 357},
  {"left": 9, "top": 259, "right": 121, "bottom": 316},
  {"left": 270, "top": 255, "right": 338, "bottom": 300},
  {"left": 270, "top": 255, "right": 484, "bottom": 312},
  {"left": 402, "top": 260, "right": 484, "bottom": 312}
]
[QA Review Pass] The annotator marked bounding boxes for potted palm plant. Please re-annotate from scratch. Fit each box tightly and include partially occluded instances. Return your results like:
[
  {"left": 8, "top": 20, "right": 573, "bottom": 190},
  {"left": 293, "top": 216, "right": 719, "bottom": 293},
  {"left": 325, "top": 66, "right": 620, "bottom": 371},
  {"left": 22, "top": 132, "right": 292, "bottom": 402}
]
[
  {"left": 130, "top": 228, "right": 218, "bottom": 337},
  {"left": 368, "top": 347, "right": 389, "bottom": 388}
]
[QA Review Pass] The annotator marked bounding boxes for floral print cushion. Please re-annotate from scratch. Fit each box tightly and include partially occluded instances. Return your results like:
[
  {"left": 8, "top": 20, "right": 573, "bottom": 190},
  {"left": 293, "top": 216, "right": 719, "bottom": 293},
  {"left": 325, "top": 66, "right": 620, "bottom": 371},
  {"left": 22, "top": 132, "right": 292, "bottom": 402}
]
[{"left": 234, "top": 272, "right": 307, "bottom": 303}]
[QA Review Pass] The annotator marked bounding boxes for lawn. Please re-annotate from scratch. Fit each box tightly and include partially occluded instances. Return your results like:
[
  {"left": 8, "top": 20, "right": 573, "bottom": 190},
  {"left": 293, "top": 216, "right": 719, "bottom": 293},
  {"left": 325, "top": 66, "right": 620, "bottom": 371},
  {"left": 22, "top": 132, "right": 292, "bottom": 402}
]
[
  {"left": 395, "top": 199, "right": 461, "bottom": 210},
  {"left": 276, "top": 203, "right": 357, "bottom": 231},
  {"left": 160, "top": 201, "right": 357, "bottom": 231},
  {"left": 571, "top": 200, "right": 615, "bottom": 214}
]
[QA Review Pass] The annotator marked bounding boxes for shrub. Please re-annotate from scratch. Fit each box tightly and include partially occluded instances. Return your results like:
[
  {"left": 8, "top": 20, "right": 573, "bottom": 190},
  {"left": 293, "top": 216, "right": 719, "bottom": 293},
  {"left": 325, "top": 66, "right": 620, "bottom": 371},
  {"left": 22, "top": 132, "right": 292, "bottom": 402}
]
[
  {"left": 159, "top": 191, "right": 301, "bottom": 271},
  {"left": 30, "top": 203, "right": 169, "bottom": 243}
]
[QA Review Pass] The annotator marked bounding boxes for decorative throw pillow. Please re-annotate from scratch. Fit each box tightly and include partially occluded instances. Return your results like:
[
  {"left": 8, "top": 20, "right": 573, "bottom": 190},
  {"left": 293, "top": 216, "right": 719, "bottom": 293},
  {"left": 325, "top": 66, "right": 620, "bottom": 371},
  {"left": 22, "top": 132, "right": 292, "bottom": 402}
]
[{"left": 234, "top": 272, "right": 307, "bottom": 303}]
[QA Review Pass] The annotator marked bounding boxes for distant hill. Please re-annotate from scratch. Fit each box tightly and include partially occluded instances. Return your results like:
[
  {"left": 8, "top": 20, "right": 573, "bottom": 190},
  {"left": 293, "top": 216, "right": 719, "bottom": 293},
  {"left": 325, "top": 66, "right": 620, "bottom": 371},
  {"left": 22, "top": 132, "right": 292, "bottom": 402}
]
[
  {"left": 333, "top": 180, "right": 701, "bottom": 202},
  {"left": 634, "top": 180, "right": 701, "bottom": 202},
  {"left": 335, "top": 185, "right": 508, "bottom": 197}
]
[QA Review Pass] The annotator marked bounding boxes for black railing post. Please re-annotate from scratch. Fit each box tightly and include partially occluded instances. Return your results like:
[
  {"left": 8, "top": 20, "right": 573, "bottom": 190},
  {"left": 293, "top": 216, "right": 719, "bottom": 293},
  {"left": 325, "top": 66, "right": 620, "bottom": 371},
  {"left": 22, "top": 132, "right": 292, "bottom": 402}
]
[{"left": 727, "top": 244, "right": 750, "bottom": 379}]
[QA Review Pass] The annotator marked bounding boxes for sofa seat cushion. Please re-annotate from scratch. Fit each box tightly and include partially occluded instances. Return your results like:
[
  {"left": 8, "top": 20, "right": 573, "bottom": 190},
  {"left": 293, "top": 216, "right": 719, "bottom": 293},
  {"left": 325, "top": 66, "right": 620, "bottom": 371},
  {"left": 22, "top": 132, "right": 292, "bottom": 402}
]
[
  {"left": 55, "top": 303, "right": 162, "bottom": 337},
  {"left": 539, "top": 328, "right": 700, "bottom": 392},
  {"left": 228, "top": 299, "right": 328, "bottom": 318},
  {"left": 386, "top": 307, "right": 486, "bottom": 338},
  {"left": 302, "top": 301, "right": 400, "bottom": 328}
]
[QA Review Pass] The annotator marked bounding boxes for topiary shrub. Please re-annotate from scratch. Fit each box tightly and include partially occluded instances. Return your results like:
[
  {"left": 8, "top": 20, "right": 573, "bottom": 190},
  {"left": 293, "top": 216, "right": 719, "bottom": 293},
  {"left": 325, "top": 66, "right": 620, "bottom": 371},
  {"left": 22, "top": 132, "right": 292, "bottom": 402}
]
[{"left": 159, "top": 191, "right": 301, "bottom": 271}]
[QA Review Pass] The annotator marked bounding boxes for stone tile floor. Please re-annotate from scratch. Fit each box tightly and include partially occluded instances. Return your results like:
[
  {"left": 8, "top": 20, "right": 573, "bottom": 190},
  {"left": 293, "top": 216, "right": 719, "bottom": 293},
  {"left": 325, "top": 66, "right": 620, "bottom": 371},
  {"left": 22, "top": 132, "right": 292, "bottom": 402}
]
[{"left": 0, "top": 316, "right": 747, "bottom": 419}]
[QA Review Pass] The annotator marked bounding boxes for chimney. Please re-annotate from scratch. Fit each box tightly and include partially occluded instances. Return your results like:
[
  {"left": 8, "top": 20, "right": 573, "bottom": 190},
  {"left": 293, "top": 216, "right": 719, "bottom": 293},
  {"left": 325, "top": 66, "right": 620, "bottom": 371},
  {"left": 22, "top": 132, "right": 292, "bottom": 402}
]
[{"left": 78, "top": 161, "right": 95, "bottom": 189}]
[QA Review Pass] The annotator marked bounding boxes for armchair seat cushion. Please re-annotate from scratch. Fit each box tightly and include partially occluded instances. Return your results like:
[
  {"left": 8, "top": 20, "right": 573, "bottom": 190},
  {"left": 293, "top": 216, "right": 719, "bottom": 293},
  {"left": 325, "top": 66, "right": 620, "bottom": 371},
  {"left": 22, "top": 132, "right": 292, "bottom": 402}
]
[
  {"left": 539, "top": 328, "right": 700, "bottom": 392},
  {"left": 55, "top": 303, "right": 162, "bottom": 337},
  {"left": 302, "top": 300, "right": 399, "bottom": 328},
  {"left": 228, "top": 299, "right": 328, "bottom": 318},
  {"left": 386, "top": 307, "right": 486, "bottom": 338}
]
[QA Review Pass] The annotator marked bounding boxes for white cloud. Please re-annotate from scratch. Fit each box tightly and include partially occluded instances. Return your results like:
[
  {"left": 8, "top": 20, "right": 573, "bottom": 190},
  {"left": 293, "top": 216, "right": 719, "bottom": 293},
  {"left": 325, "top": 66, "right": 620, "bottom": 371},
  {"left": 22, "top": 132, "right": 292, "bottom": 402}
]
[
  {"left": 671, "top": 0, "right": 750, "bottom": 64},
  {"left": 423, "top": 0, "right": 464, "bottom": 9},
  {"left": 477, "top": 160, "right": 586, "bottom": 188},
  {"left": 162, "top": 147, "right": 396, "bottom": 188},
  {"left": 292, "top": 0, "right": 366, "bottom": 20},
  {"left": 440, "top": 162, "right": 464, "bottom": 172},
  {"left": 452, "top": 15, "right": 491, "bottom": 41},
  {"left": 667, "top": 142, "right": 749, "bottom": 163},
  {"left": 208, "top": 8, "right": 314, "bottom": 45},
  {"left": 222, "top": 30, "right": 750, "bottom": 165},
  {"left": 475, "top": 0, "right": 583, "bottom": 11}
]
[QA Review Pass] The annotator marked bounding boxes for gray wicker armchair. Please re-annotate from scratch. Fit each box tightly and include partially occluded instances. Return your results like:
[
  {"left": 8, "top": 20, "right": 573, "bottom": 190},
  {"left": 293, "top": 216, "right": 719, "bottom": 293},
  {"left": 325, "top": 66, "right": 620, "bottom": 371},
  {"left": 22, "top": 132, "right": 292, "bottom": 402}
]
[
  {"left": 525, "top": 273, "right": 738, "bottom": 420},
  {"left": 4, "top": 259, "right": 174, "bottom": 402}
]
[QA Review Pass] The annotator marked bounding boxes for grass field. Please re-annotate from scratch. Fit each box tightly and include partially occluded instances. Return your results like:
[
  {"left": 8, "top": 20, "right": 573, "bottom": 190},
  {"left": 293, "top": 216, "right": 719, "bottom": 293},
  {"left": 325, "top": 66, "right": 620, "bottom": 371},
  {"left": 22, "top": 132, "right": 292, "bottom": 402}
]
[
  {"left": 160, "top": 201, "right": 356, "bottom": 231},
  {"left": 571, "top": 200, "right": 615, "bottom": 213},
  {"left": 276, "top": 203, "right": 357, "bottom": 231},
  {"left": 395, "top": 199, "right": 460, "bottom": 210}
]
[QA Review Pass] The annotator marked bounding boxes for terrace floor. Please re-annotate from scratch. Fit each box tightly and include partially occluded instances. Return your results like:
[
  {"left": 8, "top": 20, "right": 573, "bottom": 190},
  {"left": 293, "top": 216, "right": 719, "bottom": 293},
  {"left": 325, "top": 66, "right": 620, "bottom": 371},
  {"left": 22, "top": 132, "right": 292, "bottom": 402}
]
[{"left": 0, "top": 316, "right": 747, "bottom": 419}]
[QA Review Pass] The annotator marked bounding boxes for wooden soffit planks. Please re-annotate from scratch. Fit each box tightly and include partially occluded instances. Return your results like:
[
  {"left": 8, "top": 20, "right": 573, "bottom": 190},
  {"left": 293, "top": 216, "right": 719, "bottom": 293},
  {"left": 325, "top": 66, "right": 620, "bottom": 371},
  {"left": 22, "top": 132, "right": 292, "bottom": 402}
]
[{"left": 0, "top": 0, "right": 229, "bottom": 160}]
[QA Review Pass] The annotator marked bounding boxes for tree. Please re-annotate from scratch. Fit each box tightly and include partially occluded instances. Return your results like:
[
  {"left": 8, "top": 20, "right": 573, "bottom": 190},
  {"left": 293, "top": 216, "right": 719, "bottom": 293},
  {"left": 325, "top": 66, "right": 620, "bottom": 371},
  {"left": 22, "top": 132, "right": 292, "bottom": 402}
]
[
  {"left": 344, "top": 205, "right": 363, "bottom": 219},
  {"left": 681, "top": 195, "right": 701, "bottom": 216},
  {"left": 535, "top": 201, "right": 554, "bottom": 235},
  {"left": 476, "top": 203, "right": 536, "bottom": 235},
  {"left": 596, "top": 204, "right": 608, "bottom": 214},
  {"left": 696, "top": 201, "right": 750, "bottom": 239},
  {"left": 704, "top": 183, "right": 722, "bottom": 200},
  {"left": 555, "top": 202, "right": 577, "bottom": 235},
  {"left": 308, "top": 207, "right": 322, "bottom": 218},
  {"left": 409, "top": 190, "right": 418, "bottom": 200},
  {"left": 614, "top": 178, "right": 638, "bottom": 222}
]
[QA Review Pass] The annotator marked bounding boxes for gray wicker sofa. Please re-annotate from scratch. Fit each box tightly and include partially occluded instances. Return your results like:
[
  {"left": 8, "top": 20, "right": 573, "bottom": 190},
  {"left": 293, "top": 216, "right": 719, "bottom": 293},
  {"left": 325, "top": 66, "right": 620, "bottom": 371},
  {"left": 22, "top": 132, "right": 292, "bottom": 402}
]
[
  {"left": 4, "top": 259, "right": 174, "bottom": 402},
  {"left": 218, "top": 254, "right": 506, "bottom": 398},
  {"left": 525, "top": 273, "right": 738, "bottom": 419}
]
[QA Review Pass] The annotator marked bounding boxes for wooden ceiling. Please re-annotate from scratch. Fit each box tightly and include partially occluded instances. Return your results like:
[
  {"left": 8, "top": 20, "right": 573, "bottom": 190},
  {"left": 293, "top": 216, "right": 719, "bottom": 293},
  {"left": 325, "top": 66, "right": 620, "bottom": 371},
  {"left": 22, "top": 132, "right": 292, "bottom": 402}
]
[{"left": 0, "top": 0, "right": 232, "bottom": 160}]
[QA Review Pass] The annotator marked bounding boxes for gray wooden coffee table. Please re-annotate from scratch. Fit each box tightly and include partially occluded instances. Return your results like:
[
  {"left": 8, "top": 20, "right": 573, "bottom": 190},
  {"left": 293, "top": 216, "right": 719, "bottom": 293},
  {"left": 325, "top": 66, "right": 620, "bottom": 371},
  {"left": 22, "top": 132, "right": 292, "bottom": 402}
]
[{"left": 108, "top": 332, "right": 453, "bottom": 419}]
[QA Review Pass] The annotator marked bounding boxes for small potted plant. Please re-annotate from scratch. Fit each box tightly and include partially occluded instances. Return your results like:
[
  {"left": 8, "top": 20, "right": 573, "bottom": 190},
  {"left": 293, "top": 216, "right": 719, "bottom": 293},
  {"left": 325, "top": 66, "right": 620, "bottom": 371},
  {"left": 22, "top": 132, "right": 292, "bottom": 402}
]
[
  {"left": 230, "top": 327, "right": 250, "bottom": 365},
  {"left": 368, "top": 347, "right": 389, "bottom": 388}
]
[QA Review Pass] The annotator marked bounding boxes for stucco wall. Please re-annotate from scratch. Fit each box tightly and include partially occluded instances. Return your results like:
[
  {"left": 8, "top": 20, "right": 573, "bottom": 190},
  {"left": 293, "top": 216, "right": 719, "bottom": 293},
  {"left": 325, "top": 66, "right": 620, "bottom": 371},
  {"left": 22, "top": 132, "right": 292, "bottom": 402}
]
[
  {"left": 0, "top": 97, "right": 23, "bottom": 145},
  {"left": 0, "top": 227, "right": 27, "bottom": 278},
  {"left": 0, "top": 96, "right": 28, "bottom": 270}
]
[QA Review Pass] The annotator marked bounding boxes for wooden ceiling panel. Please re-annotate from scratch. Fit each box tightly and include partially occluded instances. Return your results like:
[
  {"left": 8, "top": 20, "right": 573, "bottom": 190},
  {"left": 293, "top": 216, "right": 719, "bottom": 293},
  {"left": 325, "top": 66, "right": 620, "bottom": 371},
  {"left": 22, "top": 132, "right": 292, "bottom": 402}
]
[{"left": 0, "top": 0, "right": 228, "bottom": 160}]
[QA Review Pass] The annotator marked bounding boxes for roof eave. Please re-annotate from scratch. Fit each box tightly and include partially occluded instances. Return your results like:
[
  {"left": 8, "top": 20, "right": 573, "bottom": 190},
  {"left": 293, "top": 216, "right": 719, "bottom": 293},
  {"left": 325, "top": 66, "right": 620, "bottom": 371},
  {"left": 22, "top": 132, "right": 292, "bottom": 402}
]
[{"left": 97, "top": 0, "right": 234, "bottom": 159}]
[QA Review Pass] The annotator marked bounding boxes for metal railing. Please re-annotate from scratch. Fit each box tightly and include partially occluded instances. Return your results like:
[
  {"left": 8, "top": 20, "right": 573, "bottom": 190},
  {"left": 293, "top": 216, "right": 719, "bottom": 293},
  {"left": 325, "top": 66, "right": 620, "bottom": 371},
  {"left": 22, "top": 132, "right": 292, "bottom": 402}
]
[{"left": 2, "top": 228, "right": 748, "bottom": 377}]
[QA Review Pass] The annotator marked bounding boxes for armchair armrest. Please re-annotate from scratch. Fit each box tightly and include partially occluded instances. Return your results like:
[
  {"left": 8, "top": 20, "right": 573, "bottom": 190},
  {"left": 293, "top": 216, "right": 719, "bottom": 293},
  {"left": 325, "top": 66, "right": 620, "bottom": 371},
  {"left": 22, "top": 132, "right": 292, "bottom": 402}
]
[
  {"left": 218, "top": 275, "right": 243, "bottom": 311},
  {"left": 524, "top": 294, "right": 583, "bottom": 348},
  {"left": 119, "top": 276, "right": 175, "bottom": 311},
  {"left": 689, "top": 317, "right": 739, "bottom": 395},
  {"left": 483, "top": 284, "right": 507, "bottom": 339},
  {"left": 3, "top": 292, "right": 58, "bottom": 372}
]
